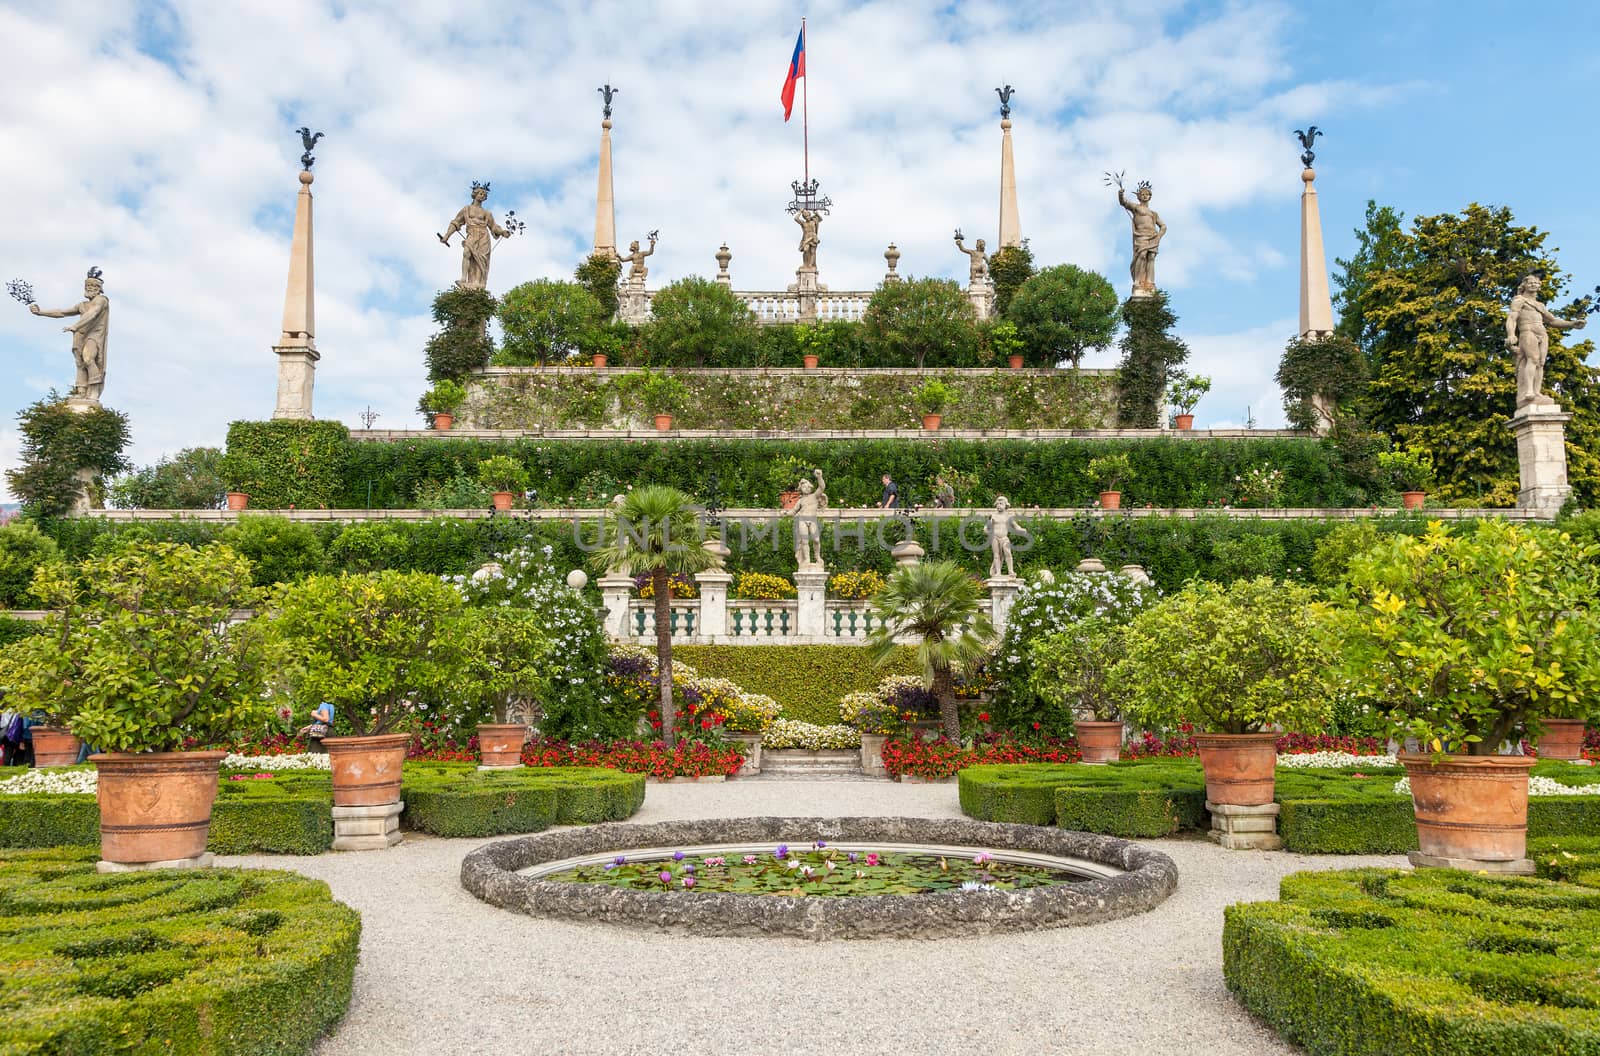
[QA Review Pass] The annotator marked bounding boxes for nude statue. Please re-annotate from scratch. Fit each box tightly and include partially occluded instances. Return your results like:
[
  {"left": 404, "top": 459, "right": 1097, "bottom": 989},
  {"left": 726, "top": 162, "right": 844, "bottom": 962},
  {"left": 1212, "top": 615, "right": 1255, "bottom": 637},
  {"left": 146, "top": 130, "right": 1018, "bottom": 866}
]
[
  {"left": 1109, "top": 174, "right": 1167, "bottom": 295},
  {"left": 782, "top": 469, "right": 828, "bottom": 569},
  {"left": 30, "top": 268, "right": 109, "bottom": 403},
  {"left": 988, "top": 496, "right": 1018, "bottom": 578},
  {"left": 954, "top": 230, "right": 989, "bottom": 286},
  {"left": 795, "top": 209, "right": 822, "bottom": 270},
  {"left": 438, "top": 182, "right": 510, "bottom": 290},
  {"left": 1506, "top": 274, "right": 1586, "bottom": 409},
  {"left": 617, "top": 234, "right": 657, "bottom": 283}
]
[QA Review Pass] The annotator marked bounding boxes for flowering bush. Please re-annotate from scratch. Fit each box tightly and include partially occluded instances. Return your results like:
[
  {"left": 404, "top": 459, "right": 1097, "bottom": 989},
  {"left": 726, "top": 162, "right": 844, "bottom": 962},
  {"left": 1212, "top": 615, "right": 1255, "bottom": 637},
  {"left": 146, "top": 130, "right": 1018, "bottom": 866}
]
[
  {"left": 1277, "top": 751, "right": 1398, "bottom": 769},
  {"left": 1274, "top": 732, "right": 1386, "bottom": 757},
  {"left": 635, "top": 571, "right": 698, "bottom": 599},
  {"left": 1233, "top": 464, "right": 1285, "bottom": 507},
  {"left": 732, "top": 572, "right": 797, "bottom": 600},
  {"left": 879, "top": 735, "right": 1083, "bottom": 780},
  {"left": 828, "top": 570, "right": 885, "bottom": 600},
  {"left": 838, "top": 691, "right": 900, "bottom": 736},
  {"left": 717, "top": 692, "right": 783, "bottom": 733},
  {"left": 875, "top": 675, "right": 939, "bottom": 721},
  {"left": 761, "top": 720, "right": 861, "bottom": 750},
  {"left": 605, "top": 645, "right": 780, "bottom": 740},
  {"left": 0, "top": 769, "right": 99, "bottom": 795},
  {"left": 221, "top": 753, "right": 330, "bottom": 771},
  {"left": 520, "top": 737, "right": 744, "bottom": 778}
]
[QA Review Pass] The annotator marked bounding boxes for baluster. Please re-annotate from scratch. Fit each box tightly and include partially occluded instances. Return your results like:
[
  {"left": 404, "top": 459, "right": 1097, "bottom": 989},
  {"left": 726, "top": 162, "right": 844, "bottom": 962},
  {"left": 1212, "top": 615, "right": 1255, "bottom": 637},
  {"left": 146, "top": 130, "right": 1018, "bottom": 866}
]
[{"left": 780, "top": 609, "right": 791, "bottom": 636}]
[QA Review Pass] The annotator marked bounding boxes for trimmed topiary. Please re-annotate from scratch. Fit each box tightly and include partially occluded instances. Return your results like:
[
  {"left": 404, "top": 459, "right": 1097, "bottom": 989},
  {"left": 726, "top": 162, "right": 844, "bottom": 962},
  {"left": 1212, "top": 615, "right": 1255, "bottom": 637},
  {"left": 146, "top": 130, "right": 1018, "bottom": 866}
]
[
  {"left": 0, "top": 847, "right": 359, "bottom": 1054},
  {"left": 400, "top": 764, "right": 644, "bottom": 837}
]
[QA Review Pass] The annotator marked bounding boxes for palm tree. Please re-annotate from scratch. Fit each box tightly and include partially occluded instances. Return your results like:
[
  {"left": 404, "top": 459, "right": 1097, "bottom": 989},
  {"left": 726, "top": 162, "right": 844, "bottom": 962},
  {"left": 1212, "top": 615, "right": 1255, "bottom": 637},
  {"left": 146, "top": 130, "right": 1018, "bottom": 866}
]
[
  {"left": 866, "top": 561, "right": 995, "bottom": 740},
  {"left": 589, "top": 485, "right": 717, "bottom": 744}
]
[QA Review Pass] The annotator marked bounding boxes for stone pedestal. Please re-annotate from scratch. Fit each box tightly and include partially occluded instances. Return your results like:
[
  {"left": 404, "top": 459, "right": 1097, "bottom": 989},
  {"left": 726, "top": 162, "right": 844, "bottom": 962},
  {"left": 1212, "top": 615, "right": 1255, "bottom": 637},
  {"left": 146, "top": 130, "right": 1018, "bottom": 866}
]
[
  {"left": 1508, "top": 403, "right": 1572, "bottom": 517},
  {"left": 1119, "top": 564, "right": 1152, "bottom": 585},
  {"left": 890, "top": 539, "right": 925, "bottom": 567},
  {"left": 794, "top": 569, "right": 828, "bottom": 637},
  {"left": 986, "top": 576, "right": 1022, "bottom": 635},
  {"left": 791, "top": 266, "right": 824, "bottom": 323},
  {"left": 1206, "top": 801, "right": 1282, "bottom": 850},
  {"left": 599, "top": 573, "right": 636, "bottom": 637},
  {"left": 272, "top": 345, "right": 320, "bottom": 420},
  {"left": 64, "top": 396, "right": 100, "bottom": 413},
  {"left": 695, "top": 569, "right": 733, "bottom": 638},
  {"left": 1408, "top": 850, "right": 1535, "bottom": 875},
  {"left": 967, "top": 281, "right": 994, "bottom": 321},
  {"left": 332, "top": 801, "right": 404, "bottom": 851},
  {"left": 860, "top": 733, "right": 888, "bottom": 777},
  {"left": 98, "top": 852, "right": 215, "bottom": 874},
  {"left": 1074, "top": 558, "right": 1107, "bottom": 573},
  {"left": 618, "top": 279, "right": 650, "bottom": 324}
]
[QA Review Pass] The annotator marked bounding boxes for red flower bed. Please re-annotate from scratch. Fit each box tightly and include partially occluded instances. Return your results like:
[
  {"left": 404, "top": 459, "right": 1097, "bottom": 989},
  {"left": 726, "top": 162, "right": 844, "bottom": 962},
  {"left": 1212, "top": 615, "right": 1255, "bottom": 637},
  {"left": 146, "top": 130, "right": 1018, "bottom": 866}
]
[
  {"left": 881, "top": 736, "right": 1084, "bottom": 780},
  {"left": 520, "top": 737, "right": 744, "bottom": 779}
]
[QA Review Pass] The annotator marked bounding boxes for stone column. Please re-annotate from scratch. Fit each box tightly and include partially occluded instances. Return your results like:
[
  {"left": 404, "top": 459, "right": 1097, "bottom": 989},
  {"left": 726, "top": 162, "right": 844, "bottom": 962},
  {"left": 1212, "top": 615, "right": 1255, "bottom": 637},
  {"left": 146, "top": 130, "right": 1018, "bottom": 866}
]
[
  {"left": 599, "top": 572, "right": 636, "bottom": 637},
  {"left": 1509, "top": 403, "right": 1573, "bottom": 516},
  {"left": 272, "top": 169, "right": 320, "bottom": 420},
  {"left": 695, "top": 570, "right": 732, "bottom": 639},
  {"left": 793, "top": 267, "right": 821, "bottom": 324},
  {"left": 1298, "top": 167, "right": 1335, "bottom": 341},
  {"left": 794, "top": 569, "right": 828, "bottom": 638},
  {"left": 997, "top": 118, "right": 1021, "bottom": 248},
  {"left": 986, "top": 576, "right": 1021, "bottom": 635},
  {"left": 594, "top": 118, "right": 616, "bottom": 258}
]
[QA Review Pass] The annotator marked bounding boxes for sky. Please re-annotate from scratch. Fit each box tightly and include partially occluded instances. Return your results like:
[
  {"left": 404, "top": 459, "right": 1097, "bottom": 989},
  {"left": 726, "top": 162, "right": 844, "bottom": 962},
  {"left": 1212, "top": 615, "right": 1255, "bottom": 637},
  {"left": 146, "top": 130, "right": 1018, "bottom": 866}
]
[{"left": 2, "top": 0, "right": 1597, "bottom": 502}]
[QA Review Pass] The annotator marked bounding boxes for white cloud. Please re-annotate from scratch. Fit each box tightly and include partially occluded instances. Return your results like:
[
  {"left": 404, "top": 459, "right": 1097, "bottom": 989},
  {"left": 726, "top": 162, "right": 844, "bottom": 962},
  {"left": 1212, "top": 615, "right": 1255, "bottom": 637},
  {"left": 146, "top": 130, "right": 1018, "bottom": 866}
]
[{"left": 0, "top": 0, "right": 1377, "bottom": 501}]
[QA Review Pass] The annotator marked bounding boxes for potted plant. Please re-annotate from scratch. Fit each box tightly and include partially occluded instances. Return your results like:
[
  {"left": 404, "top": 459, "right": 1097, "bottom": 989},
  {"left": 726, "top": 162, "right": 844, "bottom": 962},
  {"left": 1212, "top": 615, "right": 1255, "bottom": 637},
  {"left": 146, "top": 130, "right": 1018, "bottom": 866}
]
[
  {"left": 1087, "top": 453, "right": 1133, "bottom": 510},
  {"left": 218, "top": 451, "right": 261, "bottom": 511},
  {"left": 2, "top": 543, "right": 275, "bottom": 866},
  {"left": 271, "top": 570, "right": 464, "bottom": 817},
  {"left": 1117, "top": 578, "right": 1329, "bottom": 810},
  {"left": 1026, "top": 615, "right": 1127, "bottom": 763},
  {"left": 1324, "top": 521, "right": 1600, "bottom": 868},
  {"left": 796, "top": 323, "right": 833, "bottom": 369},
  {"left": 1377, "top": 445, "right": 1435, "bottom": 510},
  {"left": 767, "top": 454, "right": 813, "bottom": 509},
  {"left": 1167, "top": 374, "right": 1211, "bottom": 430},
  {"left": 989, "top": 320, "right": 1026, "bottom": 369},
  {"left": 0, "top": 642, "right": 81, "bottom": 766},
  {"left": 840, "top": 690, "right": 899, "bottom": 776},
  {"left": 476, "top": 455, "right": 528, "bottom": 512},
  {"left": 456, "top": 607, "right": 550, "bottom": 768},
  {"left": 914, "top": 379, "right": 957, "bottom": 431},
  {"left": 420, "top": 379, "right": 468, "bottom": 430},
  {"left": 637, "top": 371, "right": 691, "bottom": 431}
]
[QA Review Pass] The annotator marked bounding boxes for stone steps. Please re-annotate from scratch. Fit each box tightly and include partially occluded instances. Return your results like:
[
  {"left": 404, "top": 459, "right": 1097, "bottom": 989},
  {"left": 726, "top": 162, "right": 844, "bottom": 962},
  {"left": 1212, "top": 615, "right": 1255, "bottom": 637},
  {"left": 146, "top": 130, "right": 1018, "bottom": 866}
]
[{"left": 755, "top": 749, "right": 866, "bottom": 780}]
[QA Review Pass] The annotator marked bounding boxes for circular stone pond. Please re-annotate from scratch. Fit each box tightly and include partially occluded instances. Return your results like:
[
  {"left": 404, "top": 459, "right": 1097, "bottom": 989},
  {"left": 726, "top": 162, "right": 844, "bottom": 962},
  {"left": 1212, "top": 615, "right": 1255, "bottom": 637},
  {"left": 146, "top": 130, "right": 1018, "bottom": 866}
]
[{"left": 460, "top": 817, "right": 1178, "bottom": 940}]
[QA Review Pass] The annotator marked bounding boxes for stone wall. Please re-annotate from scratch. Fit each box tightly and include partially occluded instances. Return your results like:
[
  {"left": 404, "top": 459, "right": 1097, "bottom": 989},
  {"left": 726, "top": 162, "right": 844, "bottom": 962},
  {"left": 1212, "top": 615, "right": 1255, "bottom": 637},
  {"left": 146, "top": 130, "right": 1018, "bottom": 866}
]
[{"left": 463, "top": 366, "right": 1118, "bottom": 432}]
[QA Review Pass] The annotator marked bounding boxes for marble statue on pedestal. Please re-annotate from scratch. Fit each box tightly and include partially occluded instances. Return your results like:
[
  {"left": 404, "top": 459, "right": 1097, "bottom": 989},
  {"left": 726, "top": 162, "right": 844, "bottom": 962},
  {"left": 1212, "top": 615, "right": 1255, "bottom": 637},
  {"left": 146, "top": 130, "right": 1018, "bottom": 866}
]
[
  {"left": 28, "top": 267, "right": 109, "bottom": 405},
  {"left": 795, "top": 209, "right": 823, "bottom": 271},
  {"left": 439, "top": 182, "right": 513, "bottom": 290},
  {"left": 954, "top": 230, "right": 990, "bottom": 285},
  {"left": 1107, "top": 172, "right": 1167, "bottom": 297},
  {"left": 783, "top": 469, "right": 828, "bottom": 570},
  {"left": 1507, "top": 274, "right": 1586, "bottom": 409},
  {"left": 618, "top": 233, "right": 658, "bottom": 284},
  {"left": 988, "top": 496, "right": 1018, "bottom": 578}
]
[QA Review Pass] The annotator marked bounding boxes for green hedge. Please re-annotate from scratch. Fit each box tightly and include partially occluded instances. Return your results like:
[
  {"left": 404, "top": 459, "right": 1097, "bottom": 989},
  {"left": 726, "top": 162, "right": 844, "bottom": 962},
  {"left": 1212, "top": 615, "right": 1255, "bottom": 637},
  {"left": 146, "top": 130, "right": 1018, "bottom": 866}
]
[
  {"left": 0, "top": 847, "right": 358, "bottom": 1055},
  {"left": 1530, "top": 836, "right": 1600, "bottom": 887},
  {"left": 339, "top": 435, "right": 1371, "bottom": 510},
  {"left": 0, "top": 616, "right": 46, "bottom": 647},
  {"left": 1223, "top": 867, "right": 1600, "bottom": 1056},
  {"left": 224, "top": 420, "right": 350, "bottom": 509},
  {"left": 400, "top": 764, "right": 644, "bottom": 836},
  {"left": 675, "top": 645, "right": 920, "bottom": 725}
]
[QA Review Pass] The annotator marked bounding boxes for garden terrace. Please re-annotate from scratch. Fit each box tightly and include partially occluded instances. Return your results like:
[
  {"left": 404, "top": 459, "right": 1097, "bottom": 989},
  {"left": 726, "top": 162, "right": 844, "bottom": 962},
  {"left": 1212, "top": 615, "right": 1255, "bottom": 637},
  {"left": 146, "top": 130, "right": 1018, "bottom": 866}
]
[{"left": 0, "top": 847, "right": 358, "bottom": 1055}]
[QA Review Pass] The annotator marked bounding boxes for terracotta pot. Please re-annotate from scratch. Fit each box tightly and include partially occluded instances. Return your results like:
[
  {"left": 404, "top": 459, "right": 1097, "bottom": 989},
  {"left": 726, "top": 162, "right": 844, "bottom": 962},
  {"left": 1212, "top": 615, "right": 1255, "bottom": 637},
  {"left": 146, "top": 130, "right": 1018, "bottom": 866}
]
[
  {"left": 1173, "top": 414, "right": 1195, "bottom": 430},
  {"left": 1401, "top": 490, "right": 1426, "bottom": 510},
  {"left": 802, "top": 354, "right": 819, "bottom": 369},
  {"left": 477, "top": 723, "right": 528, "bottom": 768},
  {"left": 1195, "top": 732, "right": 1278, "bottom": 806},
  {"left": 653, "top": 414, "right": 674, "bottom": 431},
  {"left": 592, "top": 354, "right": 608, "bottom": 369},
  {"left": 491, "top": 490, "right": 514, "bottom": 511},
  {"left": 1399, "top": 752, "right": 1535, "bottom": 863},
  {"left": 778, "top": 490, "right": 801, "bottom": 511},
  {"left": 1098, "top": 490, "right": 1122, "bottom": 511},
  {"left": 1007, "top": 354, "right": 1025, "bottom": 369},
  {"left": 325, "top": 733, "right": 411, "bottom": 807},
  {"left": 433, "top": 412, "right": 455, "bottom": 431},
  {"left": 93, "top": 751, "right": 225, "bottom": 865},
  {"left": 921, "top": 413, "right": 942, "bottom": 431},
  {"left": 226, "top": 492, "right": 249, "bottom": 511},
  {"left": 30, "top": 727, "right": 82, "bottom": 767},
  {"left": 1075, "top": 721, "right": 1124, "bottom": 764},
  {"left": 1537, "top": 718, "right": 1589, "bottom": 761}
]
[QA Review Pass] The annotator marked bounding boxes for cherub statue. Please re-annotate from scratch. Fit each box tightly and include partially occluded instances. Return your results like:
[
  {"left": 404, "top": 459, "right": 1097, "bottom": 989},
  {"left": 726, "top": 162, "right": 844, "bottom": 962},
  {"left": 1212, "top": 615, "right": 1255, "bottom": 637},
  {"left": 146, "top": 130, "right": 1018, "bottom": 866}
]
[
  {"left": 438, "top": 182, "right": 512, "bottom": 290},
  {"left": 1507, "top": 273, "right": 1586, "bottom": 409},
  {"left": 795, "top": 209, "right": 823, "bottom": 270},
  {"left": 618, "top": 232, "right": 658, "bottom": 283},
  {"left": 988, "top": 496, "right": 1018, "bottom": 578},
  {"left": 954, "top": 229, "right": 989, "bottom": 286},
  {"left": 29, "top": 267, "right": 110, "bottom": 404},
  {"left": 782, "top": 469, "right": 828, "bottom": 570},
  {"left": 1106, "top": 171, "right": 1167, "bottom": 295}
]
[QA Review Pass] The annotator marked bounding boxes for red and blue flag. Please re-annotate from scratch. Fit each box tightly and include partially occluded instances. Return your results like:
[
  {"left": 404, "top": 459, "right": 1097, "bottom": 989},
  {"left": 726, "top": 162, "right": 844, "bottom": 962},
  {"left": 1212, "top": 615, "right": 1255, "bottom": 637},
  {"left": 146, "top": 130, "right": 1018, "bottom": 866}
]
[{"left": 780, "top": 27, "right": 805, "bottom": 121}]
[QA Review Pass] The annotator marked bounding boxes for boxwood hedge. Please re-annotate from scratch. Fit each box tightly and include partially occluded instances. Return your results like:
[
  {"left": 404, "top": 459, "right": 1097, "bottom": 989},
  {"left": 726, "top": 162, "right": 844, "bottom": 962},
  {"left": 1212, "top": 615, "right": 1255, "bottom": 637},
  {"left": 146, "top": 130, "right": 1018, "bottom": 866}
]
[
  {"left": 1224, "top": 867, "right": 1600, "bottom": 1055},
  {"left": 0, "top": 847, "right": 359, "bottom": 1055},
  {"left": 400, "top": 764, "right": 644, "bottom": 837},
  {"left": 674, "top": 645, "right": 920, "bottom": 726}
]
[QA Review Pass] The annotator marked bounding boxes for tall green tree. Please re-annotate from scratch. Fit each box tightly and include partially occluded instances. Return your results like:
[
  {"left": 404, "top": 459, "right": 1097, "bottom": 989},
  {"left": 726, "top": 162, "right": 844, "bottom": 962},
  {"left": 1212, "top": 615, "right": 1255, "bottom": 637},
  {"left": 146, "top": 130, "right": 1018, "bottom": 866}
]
[
  {"left": 861, "top": 277, "right": 977, "bottom": 369},
  {"left": 574, "top": 252, "right": 622, "bottom": 319},
  {"left": 645, "top": 277, "right": 759, "bottom": 367},
  {"left": 1007, "top": 264, "right": 1120, "bottom": 368},
  {"left": 865, "top": 561, "right": 994, "bottom": 740},
  {"left": 423, "top": 287, "right": 496, "bottom": 382},
  {"left": 1114, "top": 292, "right": 1189, "bottom": 427},
  {"left": 987, "top": 242, "right": 1036, "bottom": 317},
  {"left": 589, "top": 486, "right": 718, "bottom": 744},
  {"left": 1335, "top": 202, "right": 1600, "bottom": 504},
  {"left": 496, "top": 280, "right": 605, "bottom": 365},
  {"left": 6, "top": 394, "right": 131, "bottom": 518}
]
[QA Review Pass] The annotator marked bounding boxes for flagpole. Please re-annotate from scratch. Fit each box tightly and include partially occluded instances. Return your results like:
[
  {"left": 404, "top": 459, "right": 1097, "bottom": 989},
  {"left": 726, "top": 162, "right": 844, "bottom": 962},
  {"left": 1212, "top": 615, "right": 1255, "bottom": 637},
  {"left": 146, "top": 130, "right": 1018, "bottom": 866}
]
[{"left": 801, "top": 16, "right": 809, "bottom": 190}]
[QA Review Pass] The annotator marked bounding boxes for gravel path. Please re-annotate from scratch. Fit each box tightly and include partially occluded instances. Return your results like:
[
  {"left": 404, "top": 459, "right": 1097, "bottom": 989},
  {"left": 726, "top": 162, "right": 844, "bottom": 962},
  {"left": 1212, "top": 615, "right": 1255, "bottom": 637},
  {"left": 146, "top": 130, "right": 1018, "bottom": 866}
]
[{"left": 226, "top": 780, "right": 1404, "bottom": 1056}]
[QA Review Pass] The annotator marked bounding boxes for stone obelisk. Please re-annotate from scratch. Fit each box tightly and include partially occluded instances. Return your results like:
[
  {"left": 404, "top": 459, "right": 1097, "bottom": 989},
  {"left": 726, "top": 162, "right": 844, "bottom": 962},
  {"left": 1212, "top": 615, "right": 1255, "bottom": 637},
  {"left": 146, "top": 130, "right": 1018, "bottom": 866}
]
[
  {"left": 594, "top": 86, "right": 618, "bottom": 257},
  {"left": 998, "top": 119, "right": 1021, "bottom": 248},
  {"left": 1298, "top": 167, "right": 1334, "bottom": 340},
  {"left": 272, "top": 152, "right": 320, "bottom": 420}
]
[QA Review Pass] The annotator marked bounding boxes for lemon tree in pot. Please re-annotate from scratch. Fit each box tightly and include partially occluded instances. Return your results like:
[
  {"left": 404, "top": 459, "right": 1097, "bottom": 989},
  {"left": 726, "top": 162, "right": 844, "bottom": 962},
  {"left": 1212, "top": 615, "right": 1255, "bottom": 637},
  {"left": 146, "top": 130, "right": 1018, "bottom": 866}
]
[
  {"left": 3, "top": 543, "right": 275, "bottom": 867},
  {"left": 476, "top": 455, "right": 528, "bottom": 512},
  {"left": 455, "top": 607, "right": 552, "bottom": 768},
  {"left": 913, "top": 379, "right": 956, "bottom": 431},
  {"left": 1116, "top": 578, "right": 1329, "bottom": 810},
  {"left": 1087, "top": 453, "right": 1132, "bottom": 510},
  {"left": 1322, "top": 520, "right": 1600, "bottom": 870},
  {"left": 1026, "top": 615, "right": 1128, "bottom": 763},
  {"left": 271, "top": 570, "right": 464, "bottom": 816},
  {"left": 419, "top": 379, "right": 468, "bottom": 430}
]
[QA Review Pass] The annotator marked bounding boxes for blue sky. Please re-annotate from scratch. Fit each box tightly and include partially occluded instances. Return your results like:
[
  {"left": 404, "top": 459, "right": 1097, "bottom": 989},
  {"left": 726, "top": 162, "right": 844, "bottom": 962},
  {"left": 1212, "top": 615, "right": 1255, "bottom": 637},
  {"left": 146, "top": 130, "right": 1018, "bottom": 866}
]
[{"left": 1, "top": 0, "right": 1596, "bottom": 500}]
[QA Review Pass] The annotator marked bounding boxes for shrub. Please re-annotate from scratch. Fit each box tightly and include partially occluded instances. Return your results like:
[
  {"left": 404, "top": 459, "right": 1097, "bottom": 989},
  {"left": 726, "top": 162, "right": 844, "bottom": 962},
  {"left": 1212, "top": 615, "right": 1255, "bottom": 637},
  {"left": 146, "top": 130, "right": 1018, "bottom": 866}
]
[
  {"left": 913, "top": 379, "right": 957, "bottom": 416},
  {"left": 1166, "top": 373, "right": 1210, "bottom": 416},
  {"left": 644, "top": 277, "right": 759, "bottom": 367},
  {"left": 762, "top": 720, "right": 861, "bottom": 750},
  {"left": 884, "top": 738, "right": 1084, "bottom": 782},
  {"left": 220, "top": 515, "right": 325, "bottom": 586},
  {"left": 1006, "top": 264, "right": 1119, "bottom": 368},
  {"left": 1117, "top": 578, "right": 1330, "bottom": 735},
  {"left": 496, "top": 279, "right": 605, "bottom": 365},
  {"left": 453, "top": 607, "right": 552, "bottom": 726},
  {"left": 987, "top": 244, "right": 1036, "bottom": 319},
  {"left": 325, "top": 521, "right": 412, "bottom": 573},
  {"left": 1087, "top": 453, "right": 1132, "bottom": 492},
  {"left": 1311, "top": 520, "right": 1387, "bottom": 586},
  {"left": 671, "top": 647, "right": 917, "bottom": 726},
  {"left": 223, "top": 420, "right": 349, "bottom": 509},
  {"left": 1026, "top": 615, "right": 1127, "bottom": 724},
  {"left": 631, "top": 370, "right": 693, "bottom": 416},
  {"left": 0, "top": 519, "right": 60, "bottom": 608},
  {"left": 5, "top": 395, "right": 132, "bottom": 518},
  {"left": 861, "top": 277, "right": 977, "bottom": 369},
  {"left": 521, "top": 737, "right": 745, "bottom": 779},
  {"left": 400, "top": 764, "right": 642, "bottom": 836},
  {"left": 109, "top": 446, "right": 226, "bottom": 510},
  {"left": 732, "top": 571, "right": 796, "bottom": 600},
  {"left": 424, "top": 286, "right": 496, "bottom": 382},
  {"left": 713, "top": 692, "right": 782, "bottom": 733},
  {"left": 0, "top": 615, "right": 46, "bottom": 647},
  {"left": 838, "top": 691, "right": 899, "bottom": 735},
  {"left": 0, "top": 847, "right": 358, "bottom": 1054},
  {"left": 574, "top": 252, "right": 622, "bottom": 320},
  {"left": 1276, "top": 332, "right": 1366, "bottom": 432},
  {"left": 1115, "top": 291, "right": 1190, "bottom": 428},
  {"left": 475, "top": 454, "right": 528, "bottom": 493},
  {"left": 828, "top": 569, "right": 885, "bottom": 599},
  {"left": 419, "top": 378, "right": 469, "bottom": 420},
  {"left": 1377, "top": 444, "right": 1436, "bottom": 493}
]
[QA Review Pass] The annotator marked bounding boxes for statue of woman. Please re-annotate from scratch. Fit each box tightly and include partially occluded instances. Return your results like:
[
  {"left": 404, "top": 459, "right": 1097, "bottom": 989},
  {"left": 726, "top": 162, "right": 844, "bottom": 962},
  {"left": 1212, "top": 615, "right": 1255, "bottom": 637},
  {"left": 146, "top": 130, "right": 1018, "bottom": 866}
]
[
  {"left": 439, "top": 182, "right": 510, "bottom": 290},
  {"left": 30, "top": 268, "right": 109, "bottom": 403},
  {"left": 1110, "top": 175, "right": 1167, "bottom": 295}
]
